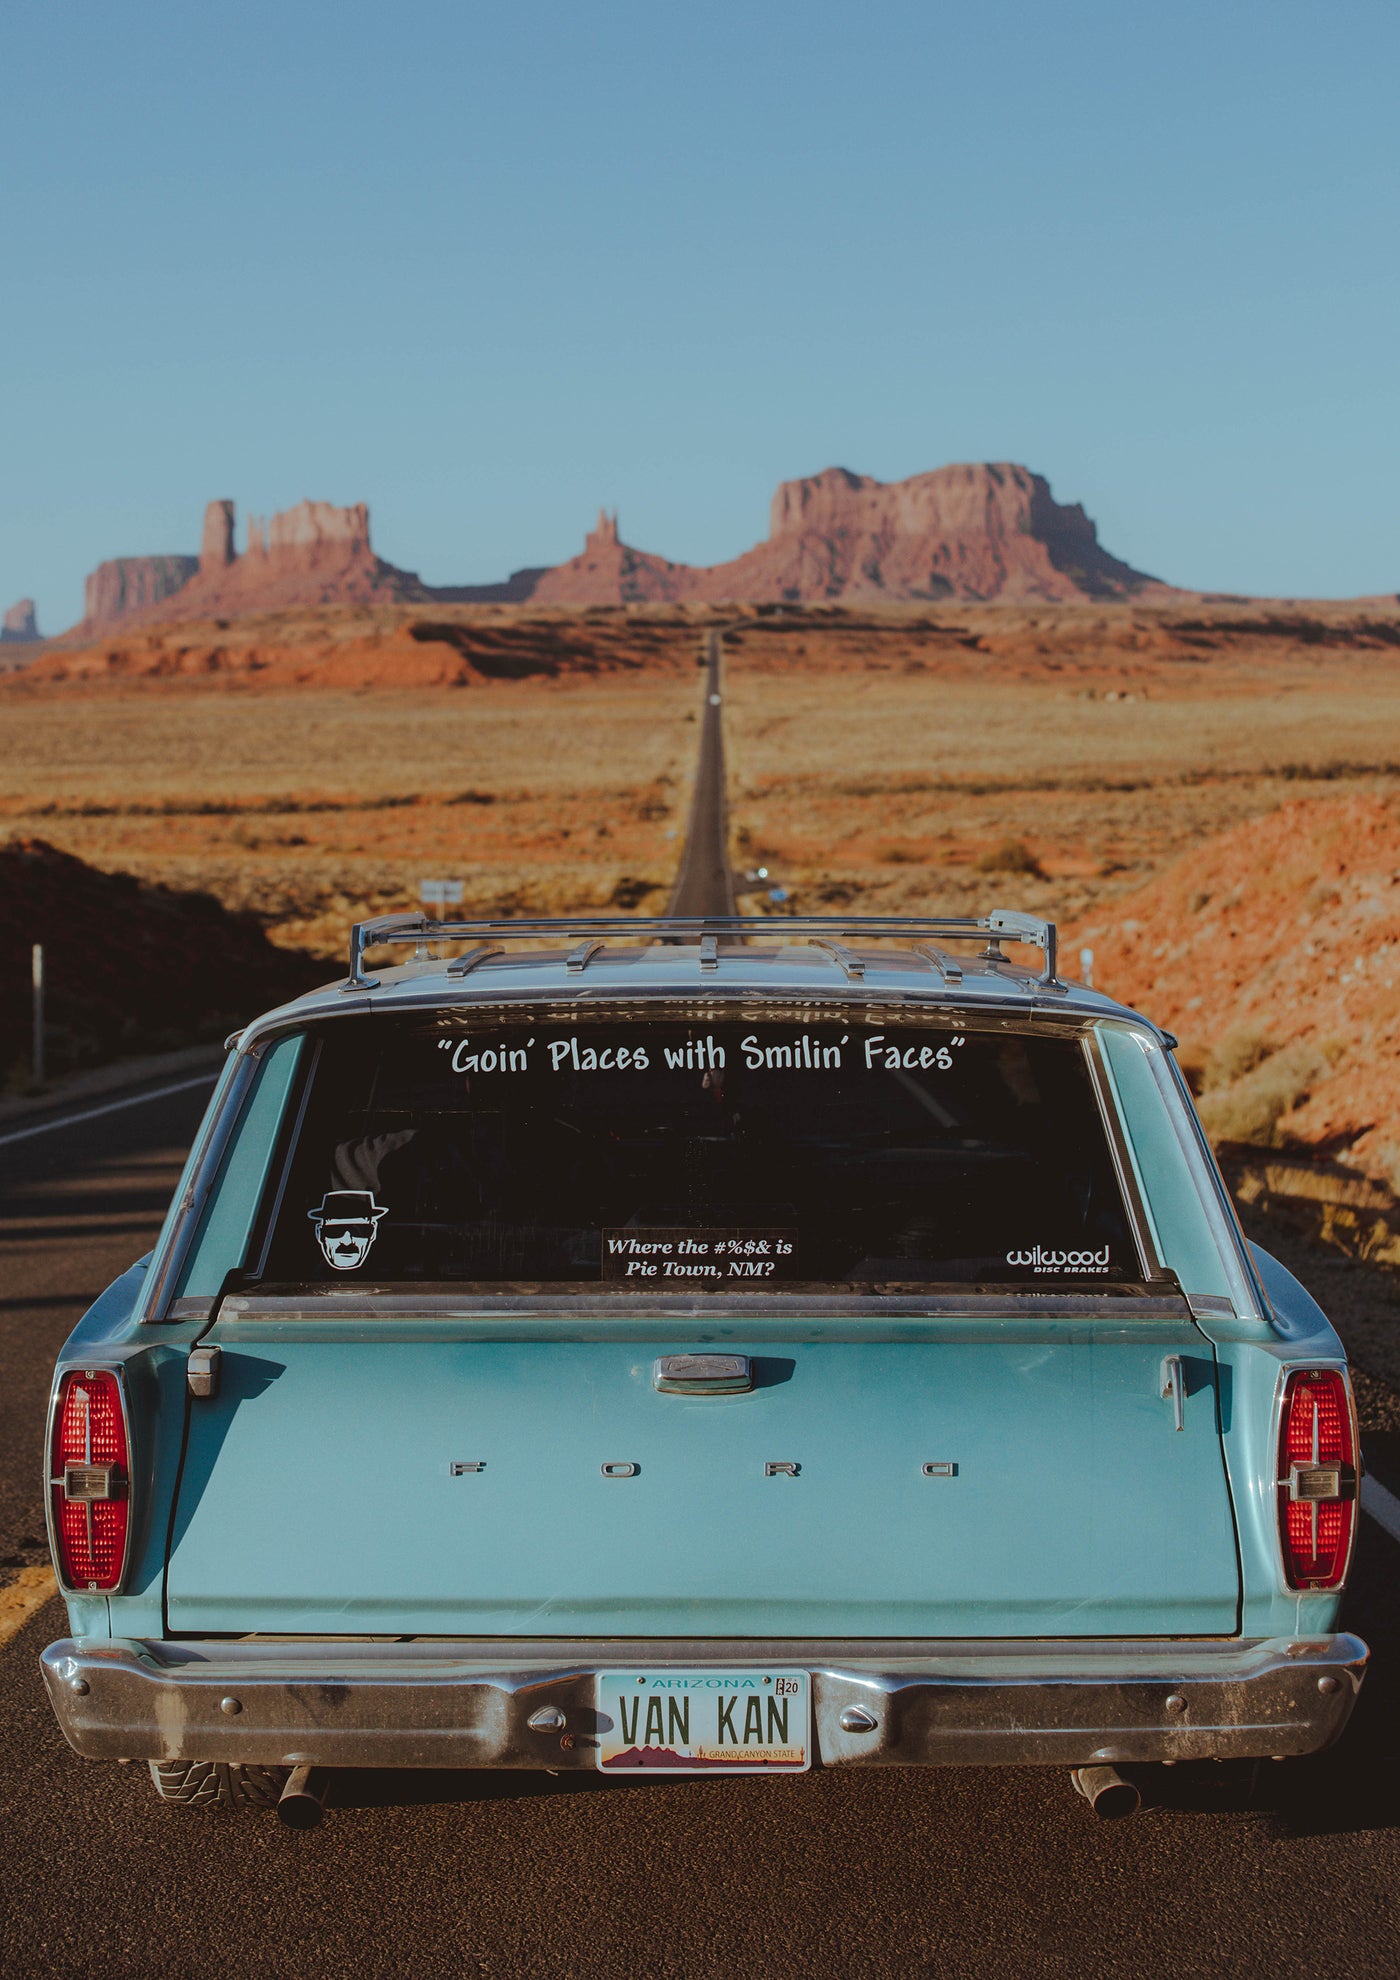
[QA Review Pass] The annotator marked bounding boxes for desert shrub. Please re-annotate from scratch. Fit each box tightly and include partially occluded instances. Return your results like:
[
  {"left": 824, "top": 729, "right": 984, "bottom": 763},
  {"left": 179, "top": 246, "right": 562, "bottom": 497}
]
[
  {"left": 607, "top": 875, "right": 660, "bottom": 909},
  {"left": 1206, "top": 1025, "right": 1279, "bottom": 1088},
  {"left": 1174, "top": 1044, "right": 1207, "bottom": 1097},
  {"left": 877, "top": 844, "right": 921, "bottom": 865},
  {"left": 1197, "top": 1041, "right": 1326, "bottom": 1146},
  {"left": 975, "top": 837, "right": 1044, "bottom": 878}
]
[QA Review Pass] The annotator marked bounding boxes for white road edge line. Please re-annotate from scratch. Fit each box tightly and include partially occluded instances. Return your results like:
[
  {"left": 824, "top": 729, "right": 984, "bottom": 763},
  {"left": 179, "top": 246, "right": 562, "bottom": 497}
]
[
  {"left": 0, "top": 1073, "right": 218, "bottom": 1150},
  {"left": 1362, "top": 1474, "right": 1400, "bottom": 1546}
]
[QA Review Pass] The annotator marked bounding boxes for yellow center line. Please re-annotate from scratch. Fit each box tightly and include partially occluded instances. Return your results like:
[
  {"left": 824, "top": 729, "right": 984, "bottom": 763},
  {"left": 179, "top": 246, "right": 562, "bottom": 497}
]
[{"left": 0, "top": 1564, "right": 60, "bottom": 1649}]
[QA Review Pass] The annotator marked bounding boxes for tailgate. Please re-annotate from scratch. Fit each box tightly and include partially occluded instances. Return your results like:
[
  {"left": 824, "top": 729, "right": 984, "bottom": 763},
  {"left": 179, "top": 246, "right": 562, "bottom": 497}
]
[{"left": 165, "top": 1319, "right": 1238, "bottom": 1637}]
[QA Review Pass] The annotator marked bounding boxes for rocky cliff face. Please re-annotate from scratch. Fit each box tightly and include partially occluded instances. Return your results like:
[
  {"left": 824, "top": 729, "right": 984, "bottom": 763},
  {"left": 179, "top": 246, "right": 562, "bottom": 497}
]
[
  {"left": 64, "top": 462, "right": 1172, "bottom": 633},
  {"left": 532, "top": 464, "right": 1168, "bottom": 607},
  {"left": 530, "top": 510, "right": 692, "bottom": 606},
  {"left": 82, "top": 555, "right": 200, "bottom": 627},
  {"left": 200, "top": 499, "right": 236, "bottom": 572},
  {"left": 74, "top": 499, "right": 430, "bottom": 632},
  {"left": 1, "top": 599, "right": 40, "bottom": 642}
]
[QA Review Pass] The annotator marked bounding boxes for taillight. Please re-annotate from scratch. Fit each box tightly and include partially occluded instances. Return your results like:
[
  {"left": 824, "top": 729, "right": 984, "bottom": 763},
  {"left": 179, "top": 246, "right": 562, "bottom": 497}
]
[
  {"left": 48, "top": 1369, "right": 130, "bottom": 1592},
  {"left": 1277, "top": 1368, "right": 1357, "bottom": 1590}
]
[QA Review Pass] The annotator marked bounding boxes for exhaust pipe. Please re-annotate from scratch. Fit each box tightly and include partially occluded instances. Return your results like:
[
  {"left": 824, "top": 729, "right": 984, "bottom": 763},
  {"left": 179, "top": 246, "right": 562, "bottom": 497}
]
[
  {"left": 1071, "top": 1765, "right": 1141, "bottom": 1820},
  {"left": 277, "top": 1765, "right": 330, "bottom": 1829}
]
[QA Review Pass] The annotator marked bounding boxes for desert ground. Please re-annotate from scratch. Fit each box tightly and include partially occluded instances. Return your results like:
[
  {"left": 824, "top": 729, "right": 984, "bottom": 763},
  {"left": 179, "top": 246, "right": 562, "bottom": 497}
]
[
  {"left": 0, "top": 675, "right": 700, "bottom": 955},
  {"left": 719, "top": 604, "right": 1400, "bottom": 1201},
  {"left": 718, "top": 603, "right": 1400, "bottom": 916},
  {"left": 4, "top": 597, "right": 1399, "bottom": 1201}
]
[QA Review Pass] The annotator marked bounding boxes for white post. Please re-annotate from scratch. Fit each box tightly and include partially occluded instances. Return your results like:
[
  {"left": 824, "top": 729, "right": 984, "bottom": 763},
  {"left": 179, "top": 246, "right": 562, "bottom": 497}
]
[{"left": 32, "top": 942, "right": 45, "bottom": 1086}]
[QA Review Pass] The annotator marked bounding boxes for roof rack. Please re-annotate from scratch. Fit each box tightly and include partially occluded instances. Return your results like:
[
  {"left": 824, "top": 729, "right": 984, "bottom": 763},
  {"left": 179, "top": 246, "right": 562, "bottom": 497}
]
[{"left": 342, "top": 911, "right": 1059, "bottom": 994}]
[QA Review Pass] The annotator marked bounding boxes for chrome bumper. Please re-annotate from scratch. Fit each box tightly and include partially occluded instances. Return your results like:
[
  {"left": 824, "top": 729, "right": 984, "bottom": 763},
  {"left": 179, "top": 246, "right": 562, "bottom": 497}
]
[{"left": 42, "top": 1633, "right": 1367, "bottom": 1771}]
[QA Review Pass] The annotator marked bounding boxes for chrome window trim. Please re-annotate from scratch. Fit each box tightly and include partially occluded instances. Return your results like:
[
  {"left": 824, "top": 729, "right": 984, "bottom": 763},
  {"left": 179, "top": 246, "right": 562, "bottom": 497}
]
[
  {"left": 136, "top": 1049, "right": 262, "bottom": 1325},
  {"left": 244, "top": 1036, "right": 321, "bottom": 1284},
  {"left": 1156, "top": 1044, "right": 1272, "bottom": 1320},
  {"left": 233, "top": 985, "right": 1101, "bottom": 1059},
  {"left": 1081, "top": 1031, "right": 1166, "bottom": 1286},
  {"left": 1097, "top": 1022, "right": 1267, "bottom": 1324}
]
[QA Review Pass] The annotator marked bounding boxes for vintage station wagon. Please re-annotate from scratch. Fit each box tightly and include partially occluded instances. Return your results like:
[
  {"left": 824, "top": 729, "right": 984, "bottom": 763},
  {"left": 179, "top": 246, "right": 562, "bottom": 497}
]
[{"left": 41, "top": 912, "right": 1367, "bottom": 1823}]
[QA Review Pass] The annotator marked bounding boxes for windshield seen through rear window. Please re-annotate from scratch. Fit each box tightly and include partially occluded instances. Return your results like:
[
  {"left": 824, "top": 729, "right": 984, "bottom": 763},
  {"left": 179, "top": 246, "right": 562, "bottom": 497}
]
[{"left": 245, "top": 1015, "right": 1141, "bottom": 1292}]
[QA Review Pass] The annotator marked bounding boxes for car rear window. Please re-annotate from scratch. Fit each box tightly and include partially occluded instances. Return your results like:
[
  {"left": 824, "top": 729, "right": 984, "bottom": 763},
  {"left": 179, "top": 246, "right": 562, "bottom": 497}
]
[{"left": 245, "top": 1014, "right": 1142, "bottom": 1292}]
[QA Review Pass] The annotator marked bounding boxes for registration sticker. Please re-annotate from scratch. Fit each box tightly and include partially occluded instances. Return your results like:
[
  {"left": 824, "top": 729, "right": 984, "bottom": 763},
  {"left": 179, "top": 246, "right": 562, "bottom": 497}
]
[{"left": 597, "top": 1669, "right": 811, "bottom": 1772}]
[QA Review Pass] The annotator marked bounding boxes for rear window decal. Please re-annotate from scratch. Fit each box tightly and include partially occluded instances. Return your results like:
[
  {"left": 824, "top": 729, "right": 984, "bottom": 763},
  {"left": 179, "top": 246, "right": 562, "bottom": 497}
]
[
  {"left": 308, "top": 1190, "right": 388, "bottom": 1271},
  {"left": 256, "top": 1018, "right": 1141, "bottom": 1291},
  {"left": 1006, "top": 1245, "right": 1112, "bottom": 1275}
]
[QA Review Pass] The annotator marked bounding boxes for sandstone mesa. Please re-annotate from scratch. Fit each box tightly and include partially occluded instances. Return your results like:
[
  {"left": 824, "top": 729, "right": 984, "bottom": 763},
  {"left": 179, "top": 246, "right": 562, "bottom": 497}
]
[{"left": 62, "top": 463, "right": 1174, "bottom": 635}]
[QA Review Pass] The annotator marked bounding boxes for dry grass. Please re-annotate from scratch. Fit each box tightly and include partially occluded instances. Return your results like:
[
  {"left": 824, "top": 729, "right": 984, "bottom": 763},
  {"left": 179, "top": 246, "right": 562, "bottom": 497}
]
[
  {"left": 6, "top": 597, "right": 1400, "bottom": 972},
  {"left": 722, "top": 664, "right": 1400, "bottom": 924},
  {"left": 0, "top": 681, "right": 698, "bottom": 953}
]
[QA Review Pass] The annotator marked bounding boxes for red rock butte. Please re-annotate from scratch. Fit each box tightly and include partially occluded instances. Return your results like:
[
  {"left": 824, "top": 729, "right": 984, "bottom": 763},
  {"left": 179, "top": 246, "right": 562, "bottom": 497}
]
[
  {"left": 74, "top": 499, "right": 429, "bottom": 634},
  {"left": 534, "top": 465, "right": 1171, "bottom": 607},
  {"left": 66, "top": 464, "right": 1173, "bottom": 633}
]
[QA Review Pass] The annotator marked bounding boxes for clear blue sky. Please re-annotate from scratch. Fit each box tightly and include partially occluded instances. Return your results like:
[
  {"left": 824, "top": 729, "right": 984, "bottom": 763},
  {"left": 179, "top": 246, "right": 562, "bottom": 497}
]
[{"left": 3, "top": 0, "right": 1397, "bottom": 629}]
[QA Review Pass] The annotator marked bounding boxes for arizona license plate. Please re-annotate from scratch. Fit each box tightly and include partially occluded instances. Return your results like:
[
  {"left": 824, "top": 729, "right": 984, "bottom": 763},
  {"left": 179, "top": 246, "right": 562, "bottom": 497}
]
[{"left": 596, "top": 1669, "right": 811, "bottom": 1773}]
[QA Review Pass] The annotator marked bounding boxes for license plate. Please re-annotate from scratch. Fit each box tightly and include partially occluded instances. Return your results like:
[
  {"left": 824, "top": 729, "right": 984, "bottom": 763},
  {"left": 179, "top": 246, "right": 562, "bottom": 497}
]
[{"left": 596, "top": 1669, "right": 810, "bottom": 1773}]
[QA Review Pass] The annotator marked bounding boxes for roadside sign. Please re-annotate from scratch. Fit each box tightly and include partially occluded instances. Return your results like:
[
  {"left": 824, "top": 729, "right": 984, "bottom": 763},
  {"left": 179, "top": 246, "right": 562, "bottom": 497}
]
[{"left": 420, "top": 880, "right": 465, "bottom": 908}]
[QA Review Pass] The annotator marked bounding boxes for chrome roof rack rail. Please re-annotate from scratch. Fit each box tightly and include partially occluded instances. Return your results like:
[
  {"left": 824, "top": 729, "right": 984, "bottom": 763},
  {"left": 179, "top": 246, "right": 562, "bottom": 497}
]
[
  {"left": 340, "top": 911, "right": 1060, "bottom": 992},
  {"left": 914, "top": 943, "right": 963, "bottom": 985},
  {"left": 809, "top": 938, "right": 865, "bottom": 981},
  {"left": 446, "top": 944, "right": 504, "bottom": 979}
]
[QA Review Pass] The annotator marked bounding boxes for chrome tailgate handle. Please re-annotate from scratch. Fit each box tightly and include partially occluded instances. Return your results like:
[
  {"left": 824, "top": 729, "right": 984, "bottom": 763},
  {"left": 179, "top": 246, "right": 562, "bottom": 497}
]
[{"left": 654, "top": 1354, "right": 753, "bottom": 1395}]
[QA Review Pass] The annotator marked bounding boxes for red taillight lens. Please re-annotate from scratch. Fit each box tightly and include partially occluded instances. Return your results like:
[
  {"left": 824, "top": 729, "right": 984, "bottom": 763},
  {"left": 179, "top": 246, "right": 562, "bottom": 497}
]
[
  {"left": 49, "top": 1370, "right": 130, "bottom": 1592},
  {"left": 1277, "top": 1368, "right": 1357, "bottom": 1591}
]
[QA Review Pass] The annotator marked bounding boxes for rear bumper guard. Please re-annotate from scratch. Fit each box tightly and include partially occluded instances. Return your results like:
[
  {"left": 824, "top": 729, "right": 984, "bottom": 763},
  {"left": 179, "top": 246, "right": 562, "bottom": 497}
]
[{"left": 42, "top": 1632, "right": 1367, "bottom": 1771}]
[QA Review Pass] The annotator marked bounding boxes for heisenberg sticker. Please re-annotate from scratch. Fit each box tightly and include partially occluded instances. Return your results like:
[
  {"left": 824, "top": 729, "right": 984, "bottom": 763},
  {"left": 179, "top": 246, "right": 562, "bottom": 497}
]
[{"left": 309, "top": 1190, "right": 388, "bottom": 1271}]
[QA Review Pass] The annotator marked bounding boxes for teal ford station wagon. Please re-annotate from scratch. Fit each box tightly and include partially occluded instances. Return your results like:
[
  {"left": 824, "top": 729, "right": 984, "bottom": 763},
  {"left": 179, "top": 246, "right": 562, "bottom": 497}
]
[{"left": 41, "top": 912, "right": 1367, "bottom": 1824}]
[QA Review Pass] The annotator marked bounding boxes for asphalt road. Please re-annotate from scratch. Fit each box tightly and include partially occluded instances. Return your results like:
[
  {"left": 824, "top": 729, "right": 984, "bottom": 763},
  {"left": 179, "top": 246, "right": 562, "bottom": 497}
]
[
  {"left": 665, "top": 630, "right": 738, "bottom": 919},
  {"left": 4, "top": 1079, "right": 1400, "bottom": 1975}
]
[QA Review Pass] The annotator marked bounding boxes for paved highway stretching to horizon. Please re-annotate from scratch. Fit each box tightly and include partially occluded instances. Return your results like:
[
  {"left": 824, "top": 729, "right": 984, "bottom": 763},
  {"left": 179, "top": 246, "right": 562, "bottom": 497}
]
[
  {"left": 3, "top": 662, "right": 1400, "bottom": 1976},
  {"left": 665, "top": 627, "right": 739, "bottom": 920}
]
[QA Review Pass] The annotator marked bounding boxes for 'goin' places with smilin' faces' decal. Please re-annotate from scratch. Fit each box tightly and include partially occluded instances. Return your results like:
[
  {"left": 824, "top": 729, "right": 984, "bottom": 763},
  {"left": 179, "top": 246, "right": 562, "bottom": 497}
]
[{"left": 249, "top": 1015, "right": 1140, "bottom": 1291}]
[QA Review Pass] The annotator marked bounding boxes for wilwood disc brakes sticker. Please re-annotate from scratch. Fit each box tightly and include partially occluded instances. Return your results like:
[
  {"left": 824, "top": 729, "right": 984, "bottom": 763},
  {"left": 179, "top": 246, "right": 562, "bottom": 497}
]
[{"left": 1005, "top": 1245, "right": 1112, "bottom": 1275}]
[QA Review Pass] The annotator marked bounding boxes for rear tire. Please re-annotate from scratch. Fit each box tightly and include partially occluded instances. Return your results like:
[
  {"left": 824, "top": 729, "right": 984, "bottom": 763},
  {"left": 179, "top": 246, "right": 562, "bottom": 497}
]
[{"left": 147, "top": 1760, "right": 290, "bottom": 1809}]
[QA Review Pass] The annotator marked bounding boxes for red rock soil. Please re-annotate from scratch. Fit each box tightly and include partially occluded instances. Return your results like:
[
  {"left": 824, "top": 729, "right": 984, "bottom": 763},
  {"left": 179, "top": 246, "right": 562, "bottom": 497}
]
[{"left": 1066, "top": 795, "right": 1400, "bottom": 1192}]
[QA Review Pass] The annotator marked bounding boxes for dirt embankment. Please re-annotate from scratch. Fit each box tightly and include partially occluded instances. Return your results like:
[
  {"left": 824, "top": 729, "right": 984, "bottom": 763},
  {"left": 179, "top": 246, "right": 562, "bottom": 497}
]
[
  {"left": 14, "top": 595, "right": 1400, "bottom": 699},
  {"left": 16, "top": 607, "right": 713, "bottom": 693},
  {"left": 0, "top": 839, "right": 327, "bottom": 1089},
  {"left": 1067, "top": 794, "right": 1400, "bottom": 1198}
]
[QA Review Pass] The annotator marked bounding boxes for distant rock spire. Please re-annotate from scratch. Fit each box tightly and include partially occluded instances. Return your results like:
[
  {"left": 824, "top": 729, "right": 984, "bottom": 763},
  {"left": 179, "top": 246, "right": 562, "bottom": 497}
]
[
  {"left": 1, "top": 598, "right": 40, "bottom": 642},
  {"left": 200, "top": 499, "right": 237, "bottom": 572}
]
